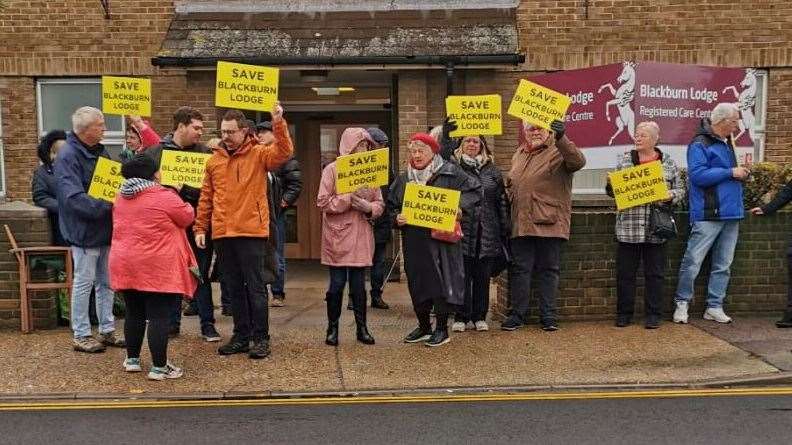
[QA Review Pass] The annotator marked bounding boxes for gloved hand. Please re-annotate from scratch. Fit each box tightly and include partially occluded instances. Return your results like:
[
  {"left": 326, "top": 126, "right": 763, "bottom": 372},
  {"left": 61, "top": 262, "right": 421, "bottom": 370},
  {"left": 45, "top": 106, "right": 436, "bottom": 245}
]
[
  {"left": 351, "top": 195, "right": 373, "bottom": 214},
  {"left": 442, "top": 117, "right": 458, "bottom": 138},
  {"left": 550, "top": 119, "right": 565, "bottom": 141}
]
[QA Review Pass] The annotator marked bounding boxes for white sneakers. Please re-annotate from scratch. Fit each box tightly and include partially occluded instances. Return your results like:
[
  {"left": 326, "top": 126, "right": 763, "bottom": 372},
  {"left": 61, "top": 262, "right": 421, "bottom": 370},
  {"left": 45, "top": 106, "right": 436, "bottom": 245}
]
[
  {"left": 451, "top": 321, "right": 466, "bottom": 332},
  {"left": 674, "top": 301, "right": 733, "bottom": 324},
  {"left": 474, "top": 321, "right": 489, "bottom": 331},
  {"left": 704, "top": 307, "right": 733, "bottom": 323},
  {"left": 673, "top": 301, "right": 689, "bottom": 324}
]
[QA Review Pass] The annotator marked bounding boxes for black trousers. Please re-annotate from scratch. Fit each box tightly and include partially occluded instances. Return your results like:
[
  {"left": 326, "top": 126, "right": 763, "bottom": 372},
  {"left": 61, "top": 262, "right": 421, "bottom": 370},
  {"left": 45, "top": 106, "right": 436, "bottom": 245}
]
[
  {"left": 215, "top": 237, "right": 270, "bottom": 342},
  {"left": 326, "top": 266, "right": 366, "bottom": 322},
  {"left": 616, "top": 242, "right": 666, "bottom": 319},
  {"left": 508, "top": 236, "right": 563, "bottom": 325},
  {"left": 456, "top": 256, "right": 492, "bottom": 323},
  {"left": 123, "top": 291, "right": 181, "bottom": 368}
]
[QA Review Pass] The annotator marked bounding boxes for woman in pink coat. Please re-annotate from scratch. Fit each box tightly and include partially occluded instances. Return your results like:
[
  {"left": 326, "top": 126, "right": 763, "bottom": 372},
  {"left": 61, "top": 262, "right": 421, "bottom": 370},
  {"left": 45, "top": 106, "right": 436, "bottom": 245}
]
[
  {"left": 317, "top": 128, "right": 384, "bottom": 346},
  {"left": 110, "top": 154, "right": 197, "bottom": 381}
]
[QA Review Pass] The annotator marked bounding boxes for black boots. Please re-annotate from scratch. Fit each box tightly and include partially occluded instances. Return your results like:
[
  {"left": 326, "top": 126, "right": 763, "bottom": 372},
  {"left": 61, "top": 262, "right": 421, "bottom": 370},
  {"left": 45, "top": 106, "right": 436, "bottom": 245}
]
[
  {"left": 325, "top": 320, "right": 339, "bottom": 346},
  {"left": 326, "top": 292, "right": 375, "bottom": 345},
  {"left": 326, "top": 292, "right": 342, "bottom": 346},
  {"left": 776, "top": 310, "right": 792, "bottom": 328},
  {"left": 352, "top": 293, "right": 375, "bottom": 345}
]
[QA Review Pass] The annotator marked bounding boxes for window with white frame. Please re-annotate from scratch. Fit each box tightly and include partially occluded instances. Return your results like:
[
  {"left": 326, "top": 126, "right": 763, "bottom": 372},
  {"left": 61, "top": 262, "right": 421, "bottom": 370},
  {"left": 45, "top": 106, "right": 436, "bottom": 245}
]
[
  {"left": 36, "top": 78, "right": 126, "bottom": 159},
  {"left": 572, "top": 70, "right": 769, "bottom": 194}
]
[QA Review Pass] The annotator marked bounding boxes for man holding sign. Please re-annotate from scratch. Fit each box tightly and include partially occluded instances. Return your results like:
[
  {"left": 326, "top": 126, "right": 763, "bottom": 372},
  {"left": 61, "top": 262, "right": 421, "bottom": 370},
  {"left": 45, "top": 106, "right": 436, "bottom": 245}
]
[
  {"left": 501, "top": 118, "right": 585, "bottom": 333},
  {"left": 388, "top": 133, "right": 480, "bottom": 347},
  {"left": 55, "top": 106, "right": 125, "bottom": 353},
  {"left": 145, "top": 107, "right": 221, "bottom": 343},
  {"left": 195, "top": 103, "right": 293, "bottom": 360}
]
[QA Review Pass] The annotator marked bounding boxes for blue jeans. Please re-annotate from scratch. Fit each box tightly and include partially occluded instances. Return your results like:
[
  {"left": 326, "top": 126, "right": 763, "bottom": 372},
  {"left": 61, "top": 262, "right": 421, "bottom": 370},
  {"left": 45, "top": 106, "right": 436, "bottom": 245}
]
[
  {"left": 675, "top": 220, "right": 740, "bottom": 308},
  {"left": 270, "top": 211, "right": 287, "bottom": 297},
  {"left": 71, "top": 246, "right": 115, "bottom": 338}
]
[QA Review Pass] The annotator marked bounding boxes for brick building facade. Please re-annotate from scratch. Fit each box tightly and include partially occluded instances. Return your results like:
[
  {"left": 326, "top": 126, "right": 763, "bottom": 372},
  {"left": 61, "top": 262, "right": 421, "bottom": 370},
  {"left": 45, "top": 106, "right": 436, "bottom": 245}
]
[{"left": 1, "top": 1, "right": 791, "bottom": 325}]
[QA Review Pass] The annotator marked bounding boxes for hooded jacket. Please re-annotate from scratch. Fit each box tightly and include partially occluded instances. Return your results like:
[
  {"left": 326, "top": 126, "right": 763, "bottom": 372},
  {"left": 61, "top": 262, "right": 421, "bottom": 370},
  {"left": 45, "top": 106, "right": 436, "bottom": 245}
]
[
  {"left": 507, "top": 126, "right": 586, "bottom": 240},
  {"left": 53, "top": 132, "right": 113, "bottom": 248},
  {"left": 109, "top": 179, "right": 197, "bottom": 296},
  {"left": 195, "top": 118, "right": 293, "bottom": 239},
  {"left": 317, "top": 128, "right": 384, "bottom": 267},
  {"left": 686, "top": 118, "right": 744, "bottom": 222},
  {"left": 32, "top": 131, "right": 66, "bottom": 245}
]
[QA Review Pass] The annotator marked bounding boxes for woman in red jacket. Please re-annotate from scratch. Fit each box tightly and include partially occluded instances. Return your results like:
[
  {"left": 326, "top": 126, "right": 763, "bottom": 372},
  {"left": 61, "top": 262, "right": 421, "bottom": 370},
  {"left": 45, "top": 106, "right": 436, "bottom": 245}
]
[{"left": 109, "top": 154, "right": 197, "bottom": 381}]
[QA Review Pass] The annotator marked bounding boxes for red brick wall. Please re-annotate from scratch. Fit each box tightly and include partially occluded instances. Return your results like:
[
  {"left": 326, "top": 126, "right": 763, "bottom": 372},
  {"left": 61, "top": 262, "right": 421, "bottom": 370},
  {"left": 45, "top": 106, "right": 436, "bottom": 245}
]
[{"left": 0, "top": 78, "right": 38, "bottom": 201}]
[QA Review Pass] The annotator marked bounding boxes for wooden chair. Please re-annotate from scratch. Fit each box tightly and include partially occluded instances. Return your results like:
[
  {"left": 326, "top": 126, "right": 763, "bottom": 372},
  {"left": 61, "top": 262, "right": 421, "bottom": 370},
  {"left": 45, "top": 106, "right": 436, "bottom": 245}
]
[{"left": 4, "top": 225, "right": 72, "bottom": 333}]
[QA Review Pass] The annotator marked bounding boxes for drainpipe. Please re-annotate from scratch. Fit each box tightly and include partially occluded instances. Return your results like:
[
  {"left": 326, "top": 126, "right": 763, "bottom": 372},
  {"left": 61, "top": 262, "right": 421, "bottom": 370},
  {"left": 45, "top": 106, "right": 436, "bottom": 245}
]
[{"left": 446, "top": 61, "right": 455, "bottom": 96}]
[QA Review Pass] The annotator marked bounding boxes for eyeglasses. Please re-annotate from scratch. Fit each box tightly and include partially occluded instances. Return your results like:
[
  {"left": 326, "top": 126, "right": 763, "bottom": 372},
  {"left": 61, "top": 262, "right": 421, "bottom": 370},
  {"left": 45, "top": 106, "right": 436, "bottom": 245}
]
[{"left": 220, "top": 129, "right": 239, "bottom": 135}]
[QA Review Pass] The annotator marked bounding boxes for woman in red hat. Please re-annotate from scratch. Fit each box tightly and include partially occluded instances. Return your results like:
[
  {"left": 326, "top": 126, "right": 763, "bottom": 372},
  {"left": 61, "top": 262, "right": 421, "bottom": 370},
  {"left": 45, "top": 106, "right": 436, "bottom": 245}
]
[{"left": 388, "top": 133, "right": 480, "bottom": 347}]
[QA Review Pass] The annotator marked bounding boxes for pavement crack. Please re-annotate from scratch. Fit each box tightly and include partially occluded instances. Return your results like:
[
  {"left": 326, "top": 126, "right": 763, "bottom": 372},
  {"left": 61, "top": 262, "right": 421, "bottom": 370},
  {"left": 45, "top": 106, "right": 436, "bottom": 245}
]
[{"left": 334, "top": 347, "right": 347, "bottom": 391}]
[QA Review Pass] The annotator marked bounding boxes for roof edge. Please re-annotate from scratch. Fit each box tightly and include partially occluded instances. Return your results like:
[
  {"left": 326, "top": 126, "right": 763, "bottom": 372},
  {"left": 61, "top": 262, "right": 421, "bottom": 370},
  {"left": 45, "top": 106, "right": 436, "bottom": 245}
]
[{"left": 151, "top": 54, "right": 525, "bottom": 68}]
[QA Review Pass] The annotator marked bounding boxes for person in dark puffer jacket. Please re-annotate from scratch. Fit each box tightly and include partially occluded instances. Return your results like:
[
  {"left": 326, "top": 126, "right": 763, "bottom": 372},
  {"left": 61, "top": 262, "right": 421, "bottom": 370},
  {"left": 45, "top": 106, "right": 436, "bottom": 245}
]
[
  {"left": 450, "top": 135, "right": 510, "bottom": 333},
  {"left": 32, "top": 129, "right": 68, "bottom": 246},
  {"left": 256, "top": 121, "right": 303, "bottom": 307},
  {"left": 750, "top": 183, "right": 792, "bottom": 328}
]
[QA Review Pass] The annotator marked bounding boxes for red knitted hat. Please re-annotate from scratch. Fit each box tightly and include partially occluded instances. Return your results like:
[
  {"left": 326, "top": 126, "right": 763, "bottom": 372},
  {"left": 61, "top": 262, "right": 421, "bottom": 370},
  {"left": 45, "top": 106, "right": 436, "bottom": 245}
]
[{"left": 409, "top": 133, "right": 440, "bottom": 154}]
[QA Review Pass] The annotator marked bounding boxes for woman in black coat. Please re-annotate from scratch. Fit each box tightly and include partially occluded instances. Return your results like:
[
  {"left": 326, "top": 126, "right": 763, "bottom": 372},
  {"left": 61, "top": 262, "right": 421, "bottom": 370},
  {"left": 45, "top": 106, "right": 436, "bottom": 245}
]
[
  {"left": 451, "top": 136, "right": 510, "bottom": 332},
  {"left": 32, "top": 130, "right": 67, "bottom": 246},
  {"left": 388, "top": 133, "right": 480, "bottom": 347}
]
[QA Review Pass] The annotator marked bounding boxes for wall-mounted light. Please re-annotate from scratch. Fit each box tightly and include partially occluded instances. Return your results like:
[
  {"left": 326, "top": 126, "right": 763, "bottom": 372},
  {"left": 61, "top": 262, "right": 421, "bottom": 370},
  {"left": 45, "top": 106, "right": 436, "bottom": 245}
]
[{"left": 312, "top": 87, "right": 356, "bottom": 96}]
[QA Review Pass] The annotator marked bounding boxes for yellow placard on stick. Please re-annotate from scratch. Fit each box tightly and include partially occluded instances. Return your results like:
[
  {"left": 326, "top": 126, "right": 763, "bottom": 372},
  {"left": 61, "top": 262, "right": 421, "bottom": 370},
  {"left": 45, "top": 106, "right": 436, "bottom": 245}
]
[
  {"left": 446, "top": 94, "right": 502, "bottom": 137},
  {"left": 101, "top": 76, "right": 152, "bottom": 117},
  {"left": 402, "top": 183, "right": 461, "bottom": 232},
  {"left": 215, "top": 61, "right": 279, "bottom": 112},
  {"left": 507, "top": 80, "right": 571, "bottom": 129},
  {"left": 608, "top": 160, "right": 670, "bottom": 210},
  {"left": 159, "top": 150, "right": 213, "bottom": 189},
  {"left": 87, "top": 157, "right": 123, "bottom": 203},
  {"left": 335, "top": 148, "right": 389, "bottom": 194}
]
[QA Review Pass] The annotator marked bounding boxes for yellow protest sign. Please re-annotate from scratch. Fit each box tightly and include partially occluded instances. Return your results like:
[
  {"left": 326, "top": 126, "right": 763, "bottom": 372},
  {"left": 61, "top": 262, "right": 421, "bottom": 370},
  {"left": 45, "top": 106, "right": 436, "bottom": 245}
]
[
  {"left": 446, "top": 94, "right": 502, "bottom": 137},
  {"left": 402, "top": 183, "right": 461, "bottom": 232},
  {"left": 335, "top": 148, "right": 389, "bottom": 194},
  {"left": 87, "top": 157, "right": 123, "bottom": 203},
  {"left": 159, "top": 150, "right": 213, "bottom": 189},
  {"left": 608, "top": 160, "right": 670, "bottom": 210},
  {"left": 507, "top": 80, "right": 571, "bottom": 129},
  {"left": 215, "top": 61, "right": 279, "bottom": 112},
  {"left": 101, "top": 76, "right": 152, "bottom": 117}
]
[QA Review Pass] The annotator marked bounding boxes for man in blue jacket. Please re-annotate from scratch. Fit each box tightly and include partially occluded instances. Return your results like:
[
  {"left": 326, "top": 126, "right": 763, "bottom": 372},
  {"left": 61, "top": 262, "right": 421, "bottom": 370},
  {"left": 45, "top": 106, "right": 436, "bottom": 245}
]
[
  {"left": 55, "top": 106, "right": 125, "bottom": 353},
  {"left": 674, "top": 103, "right": 748, "bottom": 324}
]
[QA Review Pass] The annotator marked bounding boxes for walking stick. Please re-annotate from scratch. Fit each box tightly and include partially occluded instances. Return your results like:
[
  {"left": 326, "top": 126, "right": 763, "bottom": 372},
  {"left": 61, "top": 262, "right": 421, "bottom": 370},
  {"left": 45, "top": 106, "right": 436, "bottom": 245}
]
[{"left": 379, "top": 249, "right": 401, "bottom": 292}]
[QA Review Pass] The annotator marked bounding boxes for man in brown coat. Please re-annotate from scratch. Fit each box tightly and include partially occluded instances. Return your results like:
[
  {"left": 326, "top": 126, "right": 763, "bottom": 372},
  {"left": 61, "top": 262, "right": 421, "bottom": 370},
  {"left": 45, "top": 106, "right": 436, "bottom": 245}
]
[{"left": 501, "top": 119, "right": 585, "bottom": 332}]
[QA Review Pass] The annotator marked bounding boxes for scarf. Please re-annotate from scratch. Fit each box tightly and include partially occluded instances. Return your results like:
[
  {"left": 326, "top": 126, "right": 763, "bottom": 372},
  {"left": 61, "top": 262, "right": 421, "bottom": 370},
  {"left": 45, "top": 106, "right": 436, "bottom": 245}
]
[
  {"left": 407, "top": 154, "right": 444, "bottom": 185},
  {"left": 119, "top": 177, "right": 158, "bottom": 199}
]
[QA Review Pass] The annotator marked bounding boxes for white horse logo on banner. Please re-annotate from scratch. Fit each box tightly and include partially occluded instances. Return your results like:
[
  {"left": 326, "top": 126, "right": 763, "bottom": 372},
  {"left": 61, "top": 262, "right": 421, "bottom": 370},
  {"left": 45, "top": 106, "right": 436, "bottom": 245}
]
[
  {"left": 722, "top": 68, "right": 757, "bottom": 143},
  {"left": 598, "top": 62, "right": 637, "bottom": 145}
]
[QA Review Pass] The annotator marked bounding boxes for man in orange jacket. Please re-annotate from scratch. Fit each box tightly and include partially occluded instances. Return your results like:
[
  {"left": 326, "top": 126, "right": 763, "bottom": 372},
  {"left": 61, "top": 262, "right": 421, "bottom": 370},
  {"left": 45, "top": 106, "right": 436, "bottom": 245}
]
[{"left": 195, "top": 103, "right": 293, "bottom": 359}]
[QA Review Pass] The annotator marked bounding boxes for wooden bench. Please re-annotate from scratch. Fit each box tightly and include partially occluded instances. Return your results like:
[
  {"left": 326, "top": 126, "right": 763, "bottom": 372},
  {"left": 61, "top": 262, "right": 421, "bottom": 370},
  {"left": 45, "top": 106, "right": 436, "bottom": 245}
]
[{"left": 4, "top": 224, "right": 72, "bottom": 333}]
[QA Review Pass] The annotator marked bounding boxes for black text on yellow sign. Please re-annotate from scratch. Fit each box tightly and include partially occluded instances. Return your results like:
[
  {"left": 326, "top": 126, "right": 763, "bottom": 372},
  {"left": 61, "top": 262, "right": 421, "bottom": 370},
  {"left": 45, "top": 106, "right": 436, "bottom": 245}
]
[
  {"left": 608, "top": 160, "right": 670, "bottom": 210},
  {"left": 159, "top": 150, "right": 213, "bottom": 189},
  {"left": 507, "top": 80, "right": 571, "bottom": 130},
  {"left": 87, "top": 157, "right": 123, "bottom": 203},
  {"left": 335, "top": 148, "right": 390, "bottom": 194},
  {"left": 215, "top": 61, "right": 279, "bottom": 112},
  {"left": 445, "top": 95, "right": 502, "bottom": 137},
  {"left": 402, "top": 183, "right": 461, "bottom": 232},
  {"left": 101, "top": 76, "right": 152, "bottom": 117}
]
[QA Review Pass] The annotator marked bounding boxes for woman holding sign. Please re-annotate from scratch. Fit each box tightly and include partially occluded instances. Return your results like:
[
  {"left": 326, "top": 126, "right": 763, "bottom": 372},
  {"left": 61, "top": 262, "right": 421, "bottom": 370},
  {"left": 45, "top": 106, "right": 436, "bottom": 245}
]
[
  {"left": 388, "top": 133, "right": 481, "bottom": 347},
  {"left": 606, "top": 121, "right": 685, "bottom": 329},
  {"left": 317, "top": 128, "right": 384, "bottom": 346}
]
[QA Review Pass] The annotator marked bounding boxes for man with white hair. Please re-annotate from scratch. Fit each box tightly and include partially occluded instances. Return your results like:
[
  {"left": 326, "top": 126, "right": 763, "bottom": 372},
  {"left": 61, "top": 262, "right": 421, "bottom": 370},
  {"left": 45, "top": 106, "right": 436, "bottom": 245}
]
[
  {"left": 674, "top": 102, "right": 748, "bottom": 324},
  {"left": 55, "top": 106, "right": 125, "bottom": 352}
]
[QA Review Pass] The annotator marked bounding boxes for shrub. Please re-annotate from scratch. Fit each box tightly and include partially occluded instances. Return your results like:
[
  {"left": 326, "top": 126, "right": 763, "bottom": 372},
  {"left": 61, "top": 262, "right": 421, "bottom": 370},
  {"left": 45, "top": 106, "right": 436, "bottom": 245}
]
[{"left": 678, "top": 162, "right": 792, "bottom": 210}]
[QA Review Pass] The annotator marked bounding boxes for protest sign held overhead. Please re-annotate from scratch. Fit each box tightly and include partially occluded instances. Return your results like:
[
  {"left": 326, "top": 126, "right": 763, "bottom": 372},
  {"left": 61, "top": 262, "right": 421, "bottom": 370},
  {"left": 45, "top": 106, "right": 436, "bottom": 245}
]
[
  {"left": 215, "top": 61, "right": 279, "bottom": 112},
  {"left": 608, "top": 160, "right": 669, "bottom": 210},
  {"left": 507, "top": 80, "right": 571, "bottom": 130},
  {"left": 101, "top": 76, "right": 152, "bottom": 117},
  {"left": 402, "top": 183, "right": 461, "bottom": 232},
  {"left": 159, "top": 150, "right": 212, "bottom": 189},
  {"left": 446, "top": 95, "right": 502, "bottom": 137},
  {"left": 335, "top": 148, "right": 389, "bottom": 194},
  {"left": 88, "top": 157, "right": 123, "bottom": 203}
]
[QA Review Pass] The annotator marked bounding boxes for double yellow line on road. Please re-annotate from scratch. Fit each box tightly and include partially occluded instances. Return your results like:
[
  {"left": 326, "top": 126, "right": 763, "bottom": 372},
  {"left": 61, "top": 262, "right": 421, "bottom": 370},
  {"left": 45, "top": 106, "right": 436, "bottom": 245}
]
[{"left": 2, "top": 386, "right": 792, "bottom": 412}]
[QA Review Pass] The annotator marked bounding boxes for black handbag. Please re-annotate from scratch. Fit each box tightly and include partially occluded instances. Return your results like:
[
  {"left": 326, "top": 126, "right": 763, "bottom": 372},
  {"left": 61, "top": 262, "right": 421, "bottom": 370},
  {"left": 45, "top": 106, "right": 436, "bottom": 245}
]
[{"left": 648, "top": 204, "right": 677, "bottom": 240}]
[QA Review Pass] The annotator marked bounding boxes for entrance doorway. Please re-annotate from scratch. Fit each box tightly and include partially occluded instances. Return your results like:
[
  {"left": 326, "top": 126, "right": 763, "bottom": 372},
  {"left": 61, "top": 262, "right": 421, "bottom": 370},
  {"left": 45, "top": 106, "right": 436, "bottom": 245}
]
[{"left": 284, "top": 111, "right": 392, "bottom": 259}]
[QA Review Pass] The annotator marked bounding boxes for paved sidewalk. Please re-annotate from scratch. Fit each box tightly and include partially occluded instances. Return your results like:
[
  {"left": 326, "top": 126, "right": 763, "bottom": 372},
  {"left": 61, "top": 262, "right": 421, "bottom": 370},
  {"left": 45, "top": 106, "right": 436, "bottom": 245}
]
[{"left": 0, "top": 273, "right": 787, "bottom": 396}]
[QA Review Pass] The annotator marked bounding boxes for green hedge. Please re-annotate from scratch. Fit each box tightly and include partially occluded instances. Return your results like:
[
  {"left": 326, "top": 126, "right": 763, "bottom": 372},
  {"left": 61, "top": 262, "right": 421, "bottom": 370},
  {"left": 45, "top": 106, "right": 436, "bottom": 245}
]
[{"left": 678, "top": 162, "right": 792, "bottom": 210}]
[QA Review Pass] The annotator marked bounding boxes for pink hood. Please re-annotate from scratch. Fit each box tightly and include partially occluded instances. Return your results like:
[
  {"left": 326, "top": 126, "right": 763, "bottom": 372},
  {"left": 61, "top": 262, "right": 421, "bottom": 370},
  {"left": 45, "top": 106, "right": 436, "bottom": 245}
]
[{"left": 339, "top": 127, "right": 376, "bottom": 156}]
